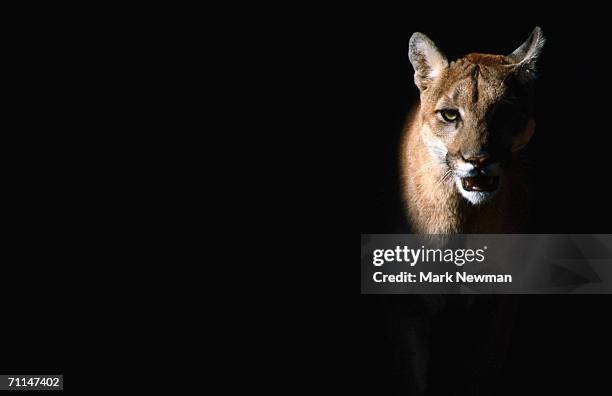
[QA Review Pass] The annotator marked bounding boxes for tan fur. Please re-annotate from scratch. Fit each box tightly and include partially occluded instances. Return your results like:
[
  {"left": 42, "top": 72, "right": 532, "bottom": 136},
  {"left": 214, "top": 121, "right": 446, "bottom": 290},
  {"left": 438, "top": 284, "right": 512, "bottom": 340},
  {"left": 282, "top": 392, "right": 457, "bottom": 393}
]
[
  {"left": 400, "top": 118, "right": 530, "bottom": 233},
  {"left": 400, "top": 29, "right": 544, "bottom": 233}
]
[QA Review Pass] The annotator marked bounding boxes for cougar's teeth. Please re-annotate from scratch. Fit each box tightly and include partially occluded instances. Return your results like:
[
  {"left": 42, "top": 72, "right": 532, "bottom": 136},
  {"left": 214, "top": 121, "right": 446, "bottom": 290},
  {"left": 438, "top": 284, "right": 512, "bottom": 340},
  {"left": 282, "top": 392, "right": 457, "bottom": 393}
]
[{"left": 461, "top": 175, "right": 499, "bottom": 192}]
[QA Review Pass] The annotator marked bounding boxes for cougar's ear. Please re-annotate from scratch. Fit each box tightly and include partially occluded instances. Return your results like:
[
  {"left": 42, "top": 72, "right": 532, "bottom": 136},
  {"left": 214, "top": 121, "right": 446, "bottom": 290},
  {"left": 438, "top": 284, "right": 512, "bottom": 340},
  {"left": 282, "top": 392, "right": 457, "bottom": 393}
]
[
  {"left": 508, "top": 26, "right": 546, "bottom": 82},
  {"left": 408, "top": 32, "right": 448, "bottom": 92}
]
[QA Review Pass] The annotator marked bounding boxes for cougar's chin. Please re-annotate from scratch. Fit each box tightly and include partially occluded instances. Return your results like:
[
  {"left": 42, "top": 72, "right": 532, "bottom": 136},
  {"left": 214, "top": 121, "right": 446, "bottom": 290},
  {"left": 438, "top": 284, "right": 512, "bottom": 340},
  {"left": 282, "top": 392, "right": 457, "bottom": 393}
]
[{"left": 454, "top": 176, "right": 500, "bottom": 205}]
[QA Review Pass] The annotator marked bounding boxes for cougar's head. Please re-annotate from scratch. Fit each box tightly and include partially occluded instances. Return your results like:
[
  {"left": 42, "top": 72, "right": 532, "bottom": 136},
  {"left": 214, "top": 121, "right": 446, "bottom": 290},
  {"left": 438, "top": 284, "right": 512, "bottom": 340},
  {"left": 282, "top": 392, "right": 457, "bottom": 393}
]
[{"left": 408, "top": 27, "right": 545, "bottom": 204}]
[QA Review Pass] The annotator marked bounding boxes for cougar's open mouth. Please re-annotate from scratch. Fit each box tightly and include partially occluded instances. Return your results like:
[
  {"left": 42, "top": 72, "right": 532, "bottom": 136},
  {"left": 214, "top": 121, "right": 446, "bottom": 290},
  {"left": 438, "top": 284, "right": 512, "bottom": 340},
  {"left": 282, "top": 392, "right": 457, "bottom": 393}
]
[{"left": 461, "top": 175, "right": 499, "bottom": 192}]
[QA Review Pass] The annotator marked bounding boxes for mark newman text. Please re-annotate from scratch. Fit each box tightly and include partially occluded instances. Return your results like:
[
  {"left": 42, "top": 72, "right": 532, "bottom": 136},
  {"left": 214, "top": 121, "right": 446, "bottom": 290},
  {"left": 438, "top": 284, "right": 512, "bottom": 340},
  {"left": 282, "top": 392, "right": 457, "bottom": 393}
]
[{"left": 373, "top": 271, "right": 512, "bottom": 283}]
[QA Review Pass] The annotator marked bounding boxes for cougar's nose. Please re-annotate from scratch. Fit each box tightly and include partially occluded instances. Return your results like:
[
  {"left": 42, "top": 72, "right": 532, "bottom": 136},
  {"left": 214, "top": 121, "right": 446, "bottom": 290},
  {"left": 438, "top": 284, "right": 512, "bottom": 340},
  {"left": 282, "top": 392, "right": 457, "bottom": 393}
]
[{"left": 462, "top": 153, "right": 491, "bottom": 168}]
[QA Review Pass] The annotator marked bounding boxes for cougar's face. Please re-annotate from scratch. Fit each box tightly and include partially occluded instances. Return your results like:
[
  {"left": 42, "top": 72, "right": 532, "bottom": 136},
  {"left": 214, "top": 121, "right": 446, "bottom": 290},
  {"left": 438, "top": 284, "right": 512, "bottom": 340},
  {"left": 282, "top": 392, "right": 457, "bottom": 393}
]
[
  {"left": 408, "top": 29, "right": 543, "bottom": 204},
  {"left": 420, "top": 57, "right": 535, "bottom": 204}
]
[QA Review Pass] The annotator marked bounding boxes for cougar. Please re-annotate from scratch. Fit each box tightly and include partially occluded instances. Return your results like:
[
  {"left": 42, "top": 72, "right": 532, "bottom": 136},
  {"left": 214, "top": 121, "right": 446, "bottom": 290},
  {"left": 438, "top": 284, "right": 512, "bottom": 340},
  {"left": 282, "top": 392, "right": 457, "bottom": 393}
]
[{"left": 400, "top": 27, "right": 545, "bottom": 233}]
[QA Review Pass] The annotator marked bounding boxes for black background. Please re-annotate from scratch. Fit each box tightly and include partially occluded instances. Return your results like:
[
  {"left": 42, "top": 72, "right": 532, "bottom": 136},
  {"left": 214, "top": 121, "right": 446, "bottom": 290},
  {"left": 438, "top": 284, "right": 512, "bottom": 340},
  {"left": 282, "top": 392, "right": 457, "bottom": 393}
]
[
  {"left": 356, "top": 9, "right": 612, "bottom": 395},
  {"left": 0, "top": 7, "right": 67, "bottom": 385}
]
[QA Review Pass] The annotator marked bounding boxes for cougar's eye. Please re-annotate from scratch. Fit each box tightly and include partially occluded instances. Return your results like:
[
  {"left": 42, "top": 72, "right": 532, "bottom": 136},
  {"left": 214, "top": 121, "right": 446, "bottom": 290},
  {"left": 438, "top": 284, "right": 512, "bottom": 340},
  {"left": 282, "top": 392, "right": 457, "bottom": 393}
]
[{"left": 440, "top": 109, "right": 460, "bottom": 122}]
